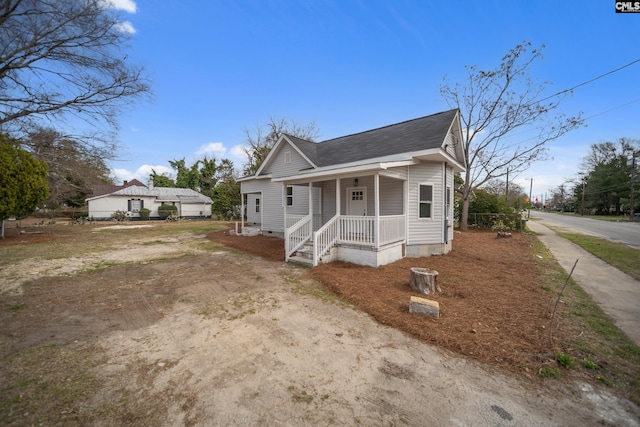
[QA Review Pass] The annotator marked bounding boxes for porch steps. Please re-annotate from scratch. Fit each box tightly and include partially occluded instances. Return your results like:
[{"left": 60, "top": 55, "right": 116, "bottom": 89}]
[
  {"left": 288, "top": 255, "right": 313, "bottom": 267},
  {"left": 290, "top": 242, "right": 314, "bottom": 266}
]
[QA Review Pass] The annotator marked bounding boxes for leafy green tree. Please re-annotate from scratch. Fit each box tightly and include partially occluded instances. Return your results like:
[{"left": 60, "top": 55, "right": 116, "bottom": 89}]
[
  {"left": 468, "top": 189, "right": 508, "bottom": 214},
  {"left": 156, "top": 156, "right": 241, "bottom": 218},
  {"left": 151, "top": 170, "right": 176, "bottom": 188},
  {"left": 211, "top": 159, "right": 239, "bottom": 219},
  {"left": 0, "top": 136, "right": 49, "bottom": 237},
  {"left": 169, "top": 158, "right": 200, "bottom": 190},
  {"left": 577, "top": 138, "right": 639, "bottom": 215}
]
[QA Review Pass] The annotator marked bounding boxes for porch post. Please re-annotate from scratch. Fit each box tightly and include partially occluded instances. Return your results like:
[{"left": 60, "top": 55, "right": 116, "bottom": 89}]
[
  {"left": 282, "top": 183, "right": 287, "bottom": 232},
  {"left": 374, "top": 173, "right": 380, "bottom": 248},
  {"left": 240, "top": 192, "right": 245, "bottom": 227},
  {"left": 336, "top": 178, "right": 341, "bottom": 216},
  {"left": 308, "top": 182, "right": 314, "bottom": 227}
]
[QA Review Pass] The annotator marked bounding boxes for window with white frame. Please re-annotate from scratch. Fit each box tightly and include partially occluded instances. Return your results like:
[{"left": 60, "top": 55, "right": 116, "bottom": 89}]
[
  {"left": 128, "top": 199, "right": 143, "bottom": 212},
  {"left": 286, "top": 186, "right": 293, "bottom": 206},
  {"left": 446, "top": 186, "right": 451, "bottom": 219},
  {"left": 284, "top": 151, "right": 291, "bottom": 164},
  {"left": 255, "top": 198, "right": 260, "bottom": 213},
  {"left": 418, "top": 184, "right": 433, "bottom": 219}
]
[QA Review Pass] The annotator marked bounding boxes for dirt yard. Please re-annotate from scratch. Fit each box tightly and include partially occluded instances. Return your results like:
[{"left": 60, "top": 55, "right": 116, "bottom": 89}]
[{"left": 1, "top": 219, "right": 638, "bottom": 426}]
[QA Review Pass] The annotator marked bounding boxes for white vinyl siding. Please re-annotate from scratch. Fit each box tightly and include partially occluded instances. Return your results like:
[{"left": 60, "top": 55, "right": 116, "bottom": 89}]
[
  {"left": 379, "top": 175, "right": 403, "bottom": 215},
  {"left": 262, "top": 142, "right": 313, "bottom": 178},
  {"left": 320, "top": 180, "right": 336, "bottom": 220},
  {"left": 285, "top": 184, "right": 320, "bottom": 216},
  {"left": 242, "top": 180, "right": 283, "bottom": 233},
  {"left": 407, "top": 162, "right": 443, "bottom": 245}
]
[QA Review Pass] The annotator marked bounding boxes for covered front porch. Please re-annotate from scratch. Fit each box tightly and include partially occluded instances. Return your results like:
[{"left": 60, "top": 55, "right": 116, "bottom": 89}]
[{"left": 283, "top": 172, "right": 407, "bottom": 267}]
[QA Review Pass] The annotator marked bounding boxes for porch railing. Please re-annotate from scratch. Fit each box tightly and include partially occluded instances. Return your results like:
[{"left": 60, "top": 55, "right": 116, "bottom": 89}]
[
  {"left": 338, "top": 216, "right": 375, "bottom": 245},
  {"left": 285, "top": 214, "right": 306, "bottom": 229},
  {"left": 312, "top": 214, "right": 340, "bottom": 266},
  {"left": 285, "top": 215, "right": 312, "bottom": 261},
  {"left": 286, "top": 214, "right": 323, "bottom": 231},
  {"left": 286, "top": 214, "right": 407, "bottom": 265}
]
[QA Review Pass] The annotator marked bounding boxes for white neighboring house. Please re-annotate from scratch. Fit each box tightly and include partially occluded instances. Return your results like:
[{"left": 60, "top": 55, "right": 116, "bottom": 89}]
[
  {"left": 86, "top": 180, "right": 212, "bottom": 219},
  {"left": 239, "top": 109, "right": 466, "bottom": 268}
]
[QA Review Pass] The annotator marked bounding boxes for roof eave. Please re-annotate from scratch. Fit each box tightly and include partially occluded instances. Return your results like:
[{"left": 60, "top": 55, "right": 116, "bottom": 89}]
[
  {"left": 272, "top": 159, "right": 419, "bottom": 184},
  {"left": 238, "top": 173, "right": 272, "bottom": 182}
]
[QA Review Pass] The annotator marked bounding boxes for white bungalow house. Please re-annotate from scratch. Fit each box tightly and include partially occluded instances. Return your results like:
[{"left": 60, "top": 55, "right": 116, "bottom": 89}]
[
  {"left": 86, "top": 180, "right": 213, "bottom": 220},
  {"left": 239, "top": 109, "right": 466, "bottom": 267}
]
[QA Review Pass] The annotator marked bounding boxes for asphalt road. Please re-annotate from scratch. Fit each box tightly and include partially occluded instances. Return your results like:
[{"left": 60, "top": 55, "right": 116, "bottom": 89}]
[{"left": 529, "top": 210, "right": 640, "bottom": 248}]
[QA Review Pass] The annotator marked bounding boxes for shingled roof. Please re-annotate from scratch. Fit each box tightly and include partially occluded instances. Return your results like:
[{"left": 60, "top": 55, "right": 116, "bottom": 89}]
[{"left": 285, "top": 109, "right": 458, "bottom": 168}]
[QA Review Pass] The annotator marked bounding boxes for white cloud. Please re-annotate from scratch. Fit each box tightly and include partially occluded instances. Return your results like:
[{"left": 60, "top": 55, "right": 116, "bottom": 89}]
[
  {"left": 230, "top": 144, "right": 248, "bottom": 160},
  {"left": 196, "top": 142, "right": 227, "bottom": 157},
  {"left": 115, "top": 21, "right": 136, "bottom": 34},
  {"left": 102, "top": 0, "right": 137, "bottom": 13}
]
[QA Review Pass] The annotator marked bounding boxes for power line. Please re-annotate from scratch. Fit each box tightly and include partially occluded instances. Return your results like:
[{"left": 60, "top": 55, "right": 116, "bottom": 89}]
[{"left": 538, "top": 57, "right": 640, "bottom": 104}]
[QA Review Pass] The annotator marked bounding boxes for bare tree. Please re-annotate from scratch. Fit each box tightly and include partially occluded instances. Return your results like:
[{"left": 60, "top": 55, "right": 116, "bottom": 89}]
[
  {"left": 242, "top": 117, "right": 320, "bottom": 175},
  {"left": 25, "top": 127, "right": 113, "bottom": 207},
  {"left": 0, "top": 0, "right": 150, "bottom": 154},
  {"left": 441, "top": 41, "right": 583, "bottom": 230}
]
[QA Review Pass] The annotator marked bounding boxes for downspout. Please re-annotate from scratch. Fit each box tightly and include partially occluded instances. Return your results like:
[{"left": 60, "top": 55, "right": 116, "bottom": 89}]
[{"left": 444, "top": 162, "right": 448, "bottom": 244}]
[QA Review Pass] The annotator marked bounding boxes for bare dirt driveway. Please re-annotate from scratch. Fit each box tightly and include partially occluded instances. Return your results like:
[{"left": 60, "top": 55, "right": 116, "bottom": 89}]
[{"left": 0, "top": 219, "right": 638, "bottom": 426}]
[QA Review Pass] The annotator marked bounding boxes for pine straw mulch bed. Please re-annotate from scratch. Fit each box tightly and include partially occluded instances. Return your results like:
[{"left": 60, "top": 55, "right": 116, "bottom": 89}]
[{"left": 207, "top": 228, "right": 561, "bottom": 377}]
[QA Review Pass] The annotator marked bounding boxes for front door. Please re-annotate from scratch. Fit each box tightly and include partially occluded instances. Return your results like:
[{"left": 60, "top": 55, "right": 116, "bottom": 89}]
[{"left": 347, "top": 187, "right": 367, "bottom": 216}]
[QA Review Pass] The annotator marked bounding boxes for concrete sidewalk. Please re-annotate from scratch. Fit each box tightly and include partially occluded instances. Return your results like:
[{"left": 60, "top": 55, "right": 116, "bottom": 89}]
[{"left": 527, "top": 219, "right": 640, "bottom": 347}]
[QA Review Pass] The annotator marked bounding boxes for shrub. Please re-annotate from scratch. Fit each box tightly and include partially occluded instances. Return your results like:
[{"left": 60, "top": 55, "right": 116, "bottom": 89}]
[
  {"left": 157, "top": 204, "right": 178, "bottom": 219},
  {"left": 111, "top": 210, "right": 129, "bottom": 222},
  {"left": 139, "top": 208, "right": 151, "bottom": 220}
]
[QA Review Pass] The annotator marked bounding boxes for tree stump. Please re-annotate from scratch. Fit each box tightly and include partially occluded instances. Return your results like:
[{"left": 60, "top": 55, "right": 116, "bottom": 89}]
[{"left": 409, "top": 267, "right": 441, "bottom": 295}]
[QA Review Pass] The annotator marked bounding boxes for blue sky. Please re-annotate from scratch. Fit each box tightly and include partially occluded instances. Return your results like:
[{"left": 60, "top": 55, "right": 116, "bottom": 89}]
[{"left": 107, "top": 0, "right": 640, "bottom": 202}]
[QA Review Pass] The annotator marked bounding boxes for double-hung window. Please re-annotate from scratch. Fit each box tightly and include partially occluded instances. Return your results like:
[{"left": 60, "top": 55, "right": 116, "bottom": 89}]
[
  {"left": 418, "top": 184, "right": 433, "bottom": 219},
  {"left": 128, "top": 199, "right": 143, "bottom": 213},
  {"left": 286, "top": 186, "right": 293, "bottom": 206}
]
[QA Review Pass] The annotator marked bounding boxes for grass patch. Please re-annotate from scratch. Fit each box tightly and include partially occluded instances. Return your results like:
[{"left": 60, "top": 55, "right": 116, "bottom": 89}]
[
  {"left": 530, "top": 232, "right": 640, "bottom": 404},
  {"left": 291, "top": 282, "right": 352, "bottom": 307},
  {"left": 556, "top": 232, "right": 640, "bottom": 281},
  {"left": 539, "top": 366, "right": 561, "bottom": 379},
  {"left": 8, "top": 302, "right": 26, "bottom": 312},
  {"left": 0, "top": 343, "right": 104, "bottom": 426},
  {"left": 556, "top": 351, "right": 575, "bottom": 369},
  {"left": 287, "top": 385, "right": 315, "bottom": 404}
]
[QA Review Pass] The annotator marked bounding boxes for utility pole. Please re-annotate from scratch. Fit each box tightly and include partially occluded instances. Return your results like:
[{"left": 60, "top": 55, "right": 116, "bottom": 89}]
[
  {"left": 528, "top": 178, "right": 533, "bottom": 219},
  {"left": 631, "top": 150, "right": 638, "bottom": 221},
  {"left": 581, "top": 177, "right": 586, "bottom": 216}
]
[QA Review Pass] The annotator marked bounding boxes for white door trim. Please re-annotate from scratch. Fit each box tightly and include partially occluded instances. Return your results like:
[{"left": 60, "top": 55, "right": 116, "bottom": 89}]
[{"left": 347, "top": 187, "right": 367, "bottom": 216}]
